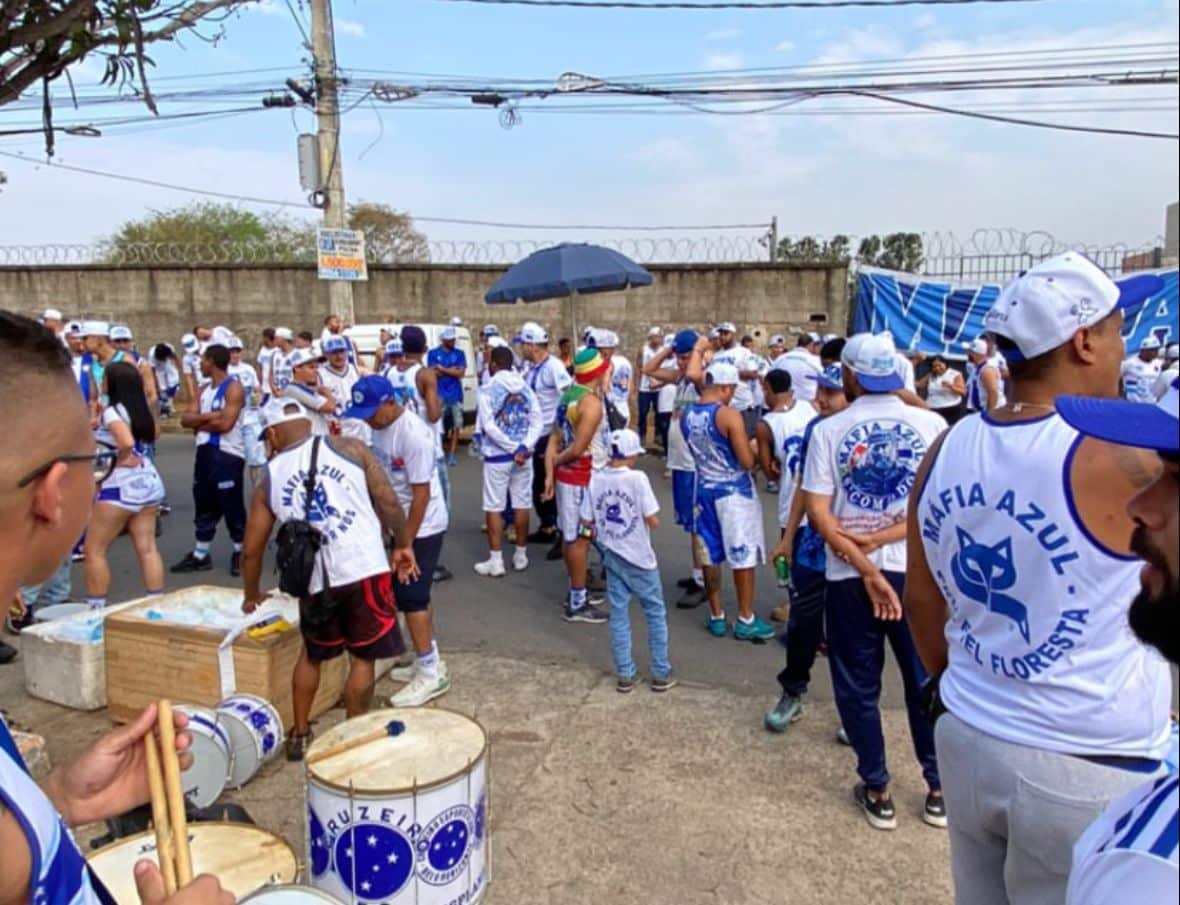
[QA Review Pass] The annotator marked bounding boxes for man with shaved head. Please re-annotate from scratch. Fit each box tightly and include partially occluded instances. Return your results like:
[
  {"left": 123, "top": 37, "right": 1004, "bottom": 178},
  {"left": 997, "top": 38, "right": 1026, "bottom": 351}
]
[{"left": 0, "top": 311, "right": 231, "bottom": 903}]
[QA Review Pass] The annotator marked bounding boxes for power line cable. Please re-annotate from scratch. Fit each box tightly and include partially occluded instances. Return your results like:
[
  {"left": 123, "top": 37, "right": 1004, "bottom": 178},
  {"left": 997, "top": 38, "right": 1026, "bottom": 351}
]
[{"left": 434, "top": 0, "right": 1052, "bottom": 9}]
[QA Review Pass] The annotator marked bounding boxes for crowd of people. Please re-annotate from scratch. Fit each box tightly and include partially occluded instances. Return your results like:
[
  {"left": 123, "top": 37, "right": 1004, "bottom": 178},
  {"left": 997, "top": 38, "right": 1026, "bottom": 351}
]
[{"left": 1, "top": 250, "right": 1177, "bottom": 904}]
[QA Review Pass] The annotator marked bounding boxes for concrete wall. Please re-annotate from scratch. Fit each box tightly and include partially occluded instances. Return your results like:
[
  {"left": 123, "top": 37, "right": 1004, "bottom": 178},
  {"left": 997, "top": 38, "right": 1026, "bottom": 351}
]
[{"left": 0, "top": 262, "right": 849, "bottom": 355}]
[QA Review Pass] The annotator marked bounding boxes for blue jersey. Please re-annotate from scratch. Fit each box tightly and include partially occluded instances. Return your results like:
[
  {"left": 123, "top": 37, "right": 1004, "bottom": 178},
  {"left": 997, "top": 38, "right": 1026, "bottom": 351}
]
[
  {"left": 680, "top": 401, "right": 752, "bottom": 494},
  {"left": 428, "top": 346, "right": 466, "bottom": 404}
]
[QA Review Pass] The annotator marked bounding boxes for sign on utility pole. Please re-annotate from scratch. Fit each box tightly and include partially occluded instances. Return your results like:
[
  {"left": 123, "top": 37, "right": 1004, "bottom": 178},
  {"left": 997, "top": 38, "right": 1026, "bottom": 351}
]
[
  {"left": 317, "top": 228, "right": 368, "bottom": 281},
  {"left": 309, "top": 0, "right": 355, "bottom": 322}
]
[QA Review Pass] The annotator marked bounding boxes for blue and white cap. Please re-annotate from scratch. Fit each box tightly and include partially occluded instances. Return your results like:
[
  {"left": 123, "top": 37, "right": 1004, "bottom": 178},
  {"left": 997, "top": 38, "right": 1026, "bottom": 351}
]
[
  {"left": 842, "top": 332, "right": 903, "bottom": 392},
  {"left": 181, "top": 332, "right": 200, "bottom": 353},
  {"left": 1140, "top": 335, "right": 1162, "bottom": 351},
  {"left": 608, "top": 428, "right": 646, "bottom": 460},
  {"left": 109, "top": 324, "right": 133, "bottom": 341},
  {"left": 385, "top": 338, "right": 404, "bottom": 358},
  {"left": 440, "top": 326, "right": 457, "bottom": 342},
  {"left": 342, "top": 374, "right": 396, "bottom": 421},
  {"left": 323, "top": 335, "right": 349, "bottom": 354},
  {"left": 1057, "top": 376, "right": 1179, "bottom": 454},
  {"left": 81, "top": 320, "right": 110, "bottom": 337},
  {"left": 985, "top": 252, "right": 1164, "bottom": 361},
  {"left": 817, "top": 363, "right": 844, "bottom": 391},
  {"left": 481, "top": 324, "right": 499, "bottom": 337}
]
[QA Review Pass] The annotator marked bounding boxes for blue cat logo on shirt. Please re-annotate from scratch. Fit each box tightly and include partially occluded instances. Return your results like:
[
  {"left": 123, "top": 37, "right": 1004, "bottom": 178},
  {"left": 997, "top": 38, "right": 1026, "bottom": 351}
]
[
  {"left": 951, "top": 528, "right": 1030, "bottom": 643},
  {"left": 837, "top": 420, "right": 926, "bottom": 511}
]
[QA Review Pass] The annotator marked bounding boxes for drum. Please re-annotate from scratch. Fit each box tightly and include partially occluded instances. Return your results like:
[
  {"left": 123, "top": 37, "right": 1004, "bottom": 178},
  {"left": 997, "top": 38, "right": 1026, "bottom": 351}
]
[
  {"left": 242, "top": 887, "right": 346, "bottom": 904},
  {"left": 217, "top": 693, "right": 284, "bottom": 788},
  {"left": 176, "top": 704, "right": 231, "bottom": 808},
  {"left": 88, "top": 823, "right": 297, "bottom": 905},
  {"left": 305, "top": 708, "right": 490, "bottom": 905}
]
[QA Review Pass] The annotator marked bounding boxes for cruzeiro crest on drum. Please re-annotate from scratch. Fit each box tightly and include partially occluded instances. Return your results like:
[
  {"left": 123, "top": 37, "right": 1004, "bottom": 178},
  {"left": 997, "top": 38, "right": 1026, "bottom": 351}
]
[
  {"left": 416, "top": 804, "right": 477, "bottom": 886},
  {"left": 310, "top": 802, "right": 416, "bottom": 900},
  {"left": 836, "top": 419, "right": 927, "bottom": 512}
]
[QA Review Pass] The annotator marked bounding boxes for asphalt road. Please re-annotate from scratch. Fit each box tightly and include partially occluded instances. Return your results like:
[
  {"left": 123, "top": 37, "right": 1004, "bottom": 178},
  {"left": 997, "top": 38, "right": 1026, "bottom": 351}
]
[{"left": 92, "top": 434, "right": 913, "bottom": 707}]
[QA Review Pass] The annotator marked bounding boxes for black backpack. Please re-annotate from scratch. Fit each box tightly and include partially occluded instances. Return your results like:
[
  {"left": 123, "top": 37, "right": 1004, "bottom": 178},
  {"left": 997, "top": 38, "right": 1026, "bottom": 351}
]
[{"left": 274, "top": 437, "right": 324, "bottom": 600}]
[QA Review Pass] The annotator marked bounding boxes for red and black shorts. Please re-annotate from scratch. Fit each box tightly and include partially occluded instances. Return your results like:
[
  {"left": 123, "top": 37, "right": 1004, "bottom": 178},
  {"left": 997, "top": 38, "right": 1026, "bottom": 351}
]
[{"left": 300, "top": 572, "right": 405, "bottom": 663}]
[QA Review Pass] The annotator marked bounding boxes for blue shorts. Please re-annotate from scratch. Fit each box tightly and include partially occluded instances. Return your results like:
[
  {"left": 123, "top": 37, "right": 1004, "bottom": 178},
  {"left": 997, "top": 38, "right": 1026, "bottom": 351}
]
[{"left": 672, "top": 470, "right": 695, "bottom": 533}]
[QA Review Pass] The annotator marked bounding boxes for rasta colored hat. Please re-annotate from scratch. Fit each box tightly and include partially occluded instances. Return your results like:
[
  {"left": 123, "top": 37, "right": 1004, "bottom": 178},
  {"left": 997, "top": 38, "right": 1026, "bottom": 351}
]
[{"left": 574, "top": 348, "right": 610, "bottom": 384}]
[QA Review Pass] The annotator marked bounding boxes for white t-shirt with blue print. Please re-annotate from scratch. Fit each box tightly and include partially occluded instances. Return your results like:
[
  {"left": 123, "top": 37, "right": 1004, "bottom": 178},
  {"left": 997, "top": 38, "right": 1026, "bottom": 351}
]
[{"left": 579, "top": 466, "right": 660, "bottom": 570}]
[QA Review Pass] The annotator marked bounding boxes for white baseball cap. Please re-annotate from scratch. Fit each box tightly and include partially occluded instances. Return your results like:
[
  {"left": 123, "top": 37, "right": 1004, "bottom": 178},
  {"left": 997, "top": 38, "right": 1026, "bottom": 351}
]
[
  {"left": 81, "top": 320, "right": 110, "bottom": 337},
  {"left": 65, "top": 320, "right": 82, "bottom": 335},
  {"left": 1140, "top": 336, "right": 1162, "bottom": 351},
  {"left": 486, "top": 336, "right": 508, "bottom": 349},
  {"left": 440, "top": 326, "right": 458, "bottom": 342},
  {"left": 608, "top": 428, "right": 646, "bottom": 460},
  {"left": 450, "top": 316, "right": 463, "bottom": 326},
  {"left": 41, "top": 308, "right": 63, "bottom": 322},
  {"left": 275, "top": 326, "right": 295, "bottom": 342},
  {"left": 717, "top": 321, "right": 737, "bottom": 334},
  {"left": 110, "top": 324, "right": 133, "bottom": 341},
  {"left": 769, "top": 334, "right": 786, "bottom": 346},
  {"left": 520, "top": 321, "right": 548, "bottom": 344},
  {"left": 967, "top": 338, "right": 989, "bottom": 356},
  {"left": 211, "top": 325, "right": 234, "bottom": 346},
  {"left": 287, "top": 347, "right": 324, "bottom": 369},
  {"left": 842, "top": 332, "right": 903, "bottom": 392},
  {"left": 482, "top": 324, "right": 499, "bottom": 337},
  {"left": 984, "top": 252, "right": 1164, "bottom": 361},
  {"left": 227, "top": 336, "right": 244, "bottom": 351},
  {"left": 181, "top": 333, "right": 200, "bottom": 353},
  {"left": 705, "top": 362, "right": 740, "bottom": 386},
  {"left": 648, "top": 326, "right": 663, "bottom": 338},
  {"left": 258, "top": 398, "right": 310, "bottom": 437}
]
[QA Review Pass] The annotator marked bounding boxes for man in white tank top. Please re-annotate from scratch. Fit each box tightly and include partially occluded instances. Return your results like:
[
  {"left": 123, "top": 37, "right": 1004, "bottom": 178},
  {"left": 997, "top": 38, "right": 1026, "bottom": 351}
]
[
  {"left": 965, "top": 338, "right": 1005, "bottom": 412},
  {"left": 173, "top": 343, "right": 248, "bottom": 577},
  {"left": 344, "top": 375, "right": 452, "bottom": 707},
  {"left": 905, "top": 253, "right": 1171, "bottom": 905},
  {"left": 319, "top": 335, "right": 370, "bottom": 442},
  {"left": 801, "top": 332, "right": 948, "bottom": 832},
  {"left": 241, "top": 398, "right": 416, "bottom": 761},
  {"left": 1121, "top": 336, "right": 1163, "bottom": 404},
  {"left": 1056, "top": 379, "right": 1179, "bottom": 905}
]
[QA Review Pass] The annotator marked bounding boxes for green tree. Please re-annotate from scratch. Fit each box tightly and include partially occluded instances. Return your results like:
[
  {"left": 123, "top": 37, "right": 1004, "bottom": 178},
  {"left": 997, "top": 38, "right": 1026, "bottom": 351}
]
[
  {"left": 100, "top": 202, "right": 269, "bottom": 262},
  {"left": 348, "top": 201, "right": 430, "bottom": 263},
  {"left": 776, "top": 234, "right": 851, "bottom": 264},
  {"left": 857, "top": 233, "right": 924, "bottom": 272},
  {"left": 1, "top": 2, "right": 258, "bottom": 153}
]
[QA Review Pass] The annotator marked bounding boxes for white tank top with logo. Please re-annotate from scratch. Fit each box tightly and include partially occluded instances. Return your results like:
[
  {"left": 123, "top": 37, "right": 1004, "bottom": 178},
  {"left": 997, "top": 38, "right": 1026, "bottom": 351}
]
[
  {"left": 387, "top": 362, "right": 443, "bottom": 457},
  {"left": 966, "top": 362, "right": 1006, "bottom": 411},
  {"left": 917, "top": 412, "right": 1171, "bottom": 757},
  {"left": 762, "top": 403, "right": 818, "bottom": 527},
  {"left": 266, "top": 437, "right": 388, "bottom": 594},
  {"left": 196, "top": 377, "right": 244, "bottom": 458}
]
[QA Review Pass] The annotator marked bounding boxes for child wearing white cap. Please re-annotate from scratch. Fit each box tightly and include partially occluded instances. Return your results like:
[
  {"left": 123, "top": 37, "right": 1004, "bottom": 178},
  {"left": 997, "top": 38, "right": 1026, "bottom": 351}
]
[
  {"left": 1121, "top": 335, "right": 1164, "bottom": 404},
  {"left": 578, "top": 428, "right": 675, "bottom": 693}
]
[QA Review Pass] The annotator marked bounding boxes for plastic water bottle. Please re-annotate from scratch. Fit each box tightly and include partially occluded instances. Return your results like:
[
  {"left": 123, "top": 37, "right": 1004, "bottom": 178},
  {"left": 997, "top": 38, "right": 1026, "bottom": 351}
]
[{"left": 773, "top": 555, "right": 791, "bottom": 589}]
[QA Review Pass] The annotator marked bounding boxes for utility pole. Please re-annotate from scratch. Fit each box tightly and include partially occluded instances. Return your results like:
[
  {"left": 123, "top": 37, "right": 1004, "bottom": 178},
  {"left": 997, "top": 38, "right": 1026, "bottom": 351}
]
[
  {"left": 309, "top": 0, "right": 354, "bottom": 324},
  {"left": 768, "top": 216, "right": 779, "bottom": 263}
]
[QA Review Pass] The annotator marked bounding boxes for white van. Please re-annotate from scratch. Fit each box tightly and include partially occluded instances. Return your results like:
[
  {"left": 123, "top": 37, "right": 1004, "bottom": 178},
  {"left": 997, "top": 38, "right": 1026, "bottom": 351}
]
[{"left": 346, "top": 323, "right": 479, "bottom": 425}]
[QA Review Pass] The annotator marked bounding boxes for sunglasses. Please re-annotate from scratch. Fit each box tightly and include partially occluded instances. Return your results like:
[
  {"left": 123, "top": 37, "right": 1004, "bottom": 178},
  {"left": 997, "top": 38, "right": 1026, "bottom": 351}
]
[{"left": 17, "top": 442, "right": 118, "bottom": 489}]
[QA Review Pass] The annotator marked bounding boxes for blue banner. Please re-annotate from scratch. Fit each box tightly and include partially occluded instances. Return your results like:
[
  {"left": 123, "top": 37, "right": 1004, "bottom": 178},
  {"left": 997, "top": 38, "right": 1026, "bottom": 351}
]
[{"left": 853, "top": 266, "right": 1179, "bottom": 358}]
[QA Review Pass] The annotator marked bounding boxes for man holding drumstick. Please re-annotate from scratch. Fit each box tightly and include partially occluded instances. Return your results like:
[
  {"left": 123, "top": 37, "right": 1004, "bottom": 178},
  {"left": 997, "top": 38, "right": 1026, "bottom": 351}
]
[{"left": 0, "top": 312, "right": 230, "bottom": 905}]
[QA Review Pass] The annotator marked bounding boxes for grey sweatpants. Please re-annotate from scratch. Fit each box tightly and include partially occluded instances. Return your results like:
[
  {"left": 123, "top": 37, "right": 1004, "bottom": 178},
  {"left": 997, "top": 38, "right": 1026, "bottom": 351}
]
[{"left": 935, "top": 711, "right": 1163, "bottom": 905}]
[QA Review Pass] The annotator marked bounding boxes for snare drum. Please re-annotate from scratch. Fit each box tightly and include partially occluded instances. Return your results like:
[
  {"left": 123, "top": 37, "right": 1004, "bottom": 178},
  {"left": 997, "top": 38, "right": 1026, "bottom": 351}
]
[
  {"left": 305, "top": 708, "right": 490, "bottom": 905},
  {"left": 217, "top": 693, "right": 284, "bottom": 788},
  {"left": 88, "top": 823, "right": 297, "bottom": 905},
  {"left": 176, "top": 704, "right": 231, "bottom": 808}
]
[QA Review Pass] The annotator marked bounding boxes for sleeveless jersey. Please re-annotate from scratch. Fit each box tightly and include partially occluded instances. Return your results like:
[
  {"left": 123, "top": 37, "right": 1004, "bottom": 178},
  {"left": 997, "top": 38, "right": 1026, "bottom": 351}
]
[
  {"left": 666, "top": 376, "right": 700, "bottom": 473},
  {"left": 917, "top": 412, "right": 1171, "bottom": 757},
  {"left": 228, "top": 362, "right": 259, "bottom": 407},
  {"left": 762, "top": 403, "right": 818, "bottom": 527},
  {"left": 196, "top": 377, "right": 244, "bottom": 458},
  {"left": 966, "top": 362, "right": 1006, "bottom": 411},
  {"left": 554, "top": 383, "right": 608, "bottom": 485},
  {"left": 266, "top": 437, "right": 389, "bottom": 594},
  {"left": 1122, "top": 356, "right": 1163, "bottom": 404},
  {"left": 1, "top": 717, "right": 114, "bottom": 905},
  {"left": 680, "top": 401, "right": 753, "bottom": 495},
  {"left": 320, "top": 362, "right": 370, "bottom": 442},
  {"left": 388, "top": 362, "right": 443, "bottom": 456}
]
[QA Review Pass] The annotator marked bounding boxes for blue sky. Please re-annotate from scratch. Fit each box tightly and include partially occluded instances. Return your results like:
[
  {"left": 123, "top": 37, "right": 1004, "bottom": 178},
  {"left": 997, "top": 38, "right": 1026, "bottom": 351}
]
[{"left": 0, "top": 0, "right": 1177, "bottom": 251}]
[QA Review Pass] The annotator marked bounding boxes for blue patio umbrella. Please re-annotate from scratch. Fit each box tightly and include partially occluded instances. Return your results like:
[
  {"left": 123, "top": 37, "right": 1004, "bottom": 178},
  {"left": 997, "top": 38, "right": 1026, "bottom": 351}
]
[{"left": 484, "top": 242, "right": 653, "bottom": 340}]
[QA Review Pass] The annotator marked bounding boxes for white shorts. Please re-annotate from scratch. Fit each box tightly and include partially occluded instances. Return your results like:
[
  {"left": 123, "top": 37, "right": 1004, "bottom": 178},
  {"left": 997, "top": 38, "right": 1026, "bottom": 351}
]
[
  {"left": 556, "top": 481, "right": 587, "bottom": 544},
  {"left": 482, "top": 459, "right": 533, "bottom": 512},
  {"left": 97, "top": 464, "right": 165, "bottom": 513},
  {"left": 694, "top": 486, "right": 765, "bottom": 570}
]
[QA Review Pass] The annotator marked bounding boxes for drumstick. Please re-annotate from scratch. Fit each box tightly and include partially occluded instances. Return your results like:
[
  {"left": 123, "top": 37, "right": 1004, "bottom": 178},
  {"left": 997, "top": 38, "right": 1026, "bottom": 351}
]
[
  {"left": 306, "top": 719, "right": 405, "bottom": 766},
  {"left": 144, "top": 732, "right": 178, "bottom": 895},
  {"left": 157, "top": 701, "right": 194, "bottom": 886}
]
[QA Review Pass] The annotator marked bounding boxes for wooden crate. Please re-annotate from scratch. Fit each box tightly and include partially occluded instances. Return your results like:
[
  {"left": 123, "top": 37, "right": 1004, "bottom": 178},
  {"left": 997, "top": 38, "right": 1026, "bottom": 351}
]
[{"left": 105, "top": 586, "right": 346, "bottom": 730}]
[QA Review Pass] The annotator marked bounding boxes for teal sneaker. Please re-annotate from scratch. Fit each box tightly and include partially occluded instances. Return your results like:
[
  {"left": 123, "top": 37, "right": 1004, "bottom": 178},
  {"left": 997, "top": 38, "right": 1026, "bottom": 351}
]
[
  {"left": 764, "top": 693, "right": 804, "bottom": 733},
  {"left": 705, "top": 615, "right": 728, "bottom": 637},
  {"left": 734, "top": 617, "right": 776, "bottom": 642}
]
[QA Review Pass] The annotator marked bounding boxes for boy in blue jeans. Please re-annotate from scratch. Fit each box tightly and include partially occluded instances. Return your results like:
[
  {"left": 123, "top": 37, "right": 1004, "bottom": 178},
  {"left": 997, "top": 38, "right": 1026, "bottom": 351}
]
[{"left": 579, "top": 428, "right": 676, "bottom": 693}]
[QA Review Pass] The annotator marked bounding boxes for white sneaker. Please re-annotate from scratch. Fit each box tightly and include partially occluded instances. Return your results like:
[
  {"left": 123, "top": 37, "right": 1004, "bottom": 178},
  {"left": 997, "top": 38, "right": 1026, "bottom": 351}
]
[
  {"left": 390, "top": 671, "right": 451, "bottom": 707},
  {"left": 388, "top": 661, "right": 416, "bottom": 682},
  {"left": 474, "top": 557, "right": 506, "bottom": 577},
  {"left": 512, "top": 549, "right": 529, "bottom": 571}
]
